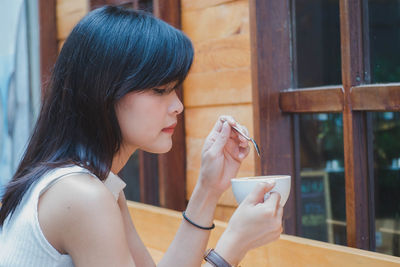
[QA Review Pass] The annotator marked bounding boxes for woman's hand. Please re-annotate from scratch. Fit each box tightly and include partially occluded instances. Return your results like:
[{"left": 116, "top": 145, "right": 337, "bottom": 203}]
[
  {"left": 214, "top": 182, "right": 283, "bottom": 265},
  {"left": 198, "top": 116, "right": 250, "bottom": 197}
]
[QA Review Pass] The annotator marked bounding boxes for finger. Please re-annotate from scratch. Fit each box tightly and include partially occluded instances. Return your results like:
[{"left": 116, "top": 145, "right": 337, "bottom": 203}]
[
  {"left": 228, "top": 130, "right": 248, "bottom": 147},
  {"left": 241, "top": 125, "right": 250, "bottom": 137},
  {"left": 238, "top": 145, "right": 250, "bottom": 160},
  {"left": 244, "top": 181, "right": 275, "bottom": 204},
  {"left": 211, "top": 117, "right": 224, "bottom": 133},
  {"left": 232, "top": 124, "right": 250, "bottom": 146},
  {"left": 219, "top": 115, "right": 237, "bottom": 127},
  {"left": 238, "top": 137, "right": 249, "bottom": 148},
  {"left": 276, "top": 204, "right": 284, "bottom": 220},
  {"left": 263, "top": 192, "right": 281, "bottom": 213},
  {"left": 210, "top": 121, "right": 231, "bottom": 153},
  {"left": 203, "top": 119, "right": 225, "bottom": 152}
]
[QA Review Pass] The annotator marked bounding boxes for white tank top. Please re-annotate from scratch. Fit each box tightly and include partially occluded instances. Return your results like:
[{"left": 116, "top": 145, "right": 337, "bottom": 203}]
[{"left": 0, "top": 165, "right": 126, "bottom": 267}]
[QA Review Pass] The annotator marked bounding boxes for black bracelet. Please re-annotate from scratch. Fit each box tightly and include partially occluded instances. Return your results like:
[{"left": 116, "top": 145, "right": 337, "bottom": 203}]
[{"left": 182, "top": 211, "right": 215, "bottom": 230}]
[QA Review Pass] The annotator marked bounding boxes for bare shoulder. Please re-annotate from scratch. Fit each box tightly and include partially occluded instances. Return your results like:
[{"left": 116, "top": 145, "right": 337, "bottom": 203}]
[
  {"left": 39, "top": 172, "right": 114, "bottom": 213},
  {"left": 38, "top": 172, "right": 135, "bottom": 266},
  {"left": 39, "top": 173, "right": 115, "bottom": 228},
  {"left": 38, "top": 173, "right": 116, "bottom": 251}
]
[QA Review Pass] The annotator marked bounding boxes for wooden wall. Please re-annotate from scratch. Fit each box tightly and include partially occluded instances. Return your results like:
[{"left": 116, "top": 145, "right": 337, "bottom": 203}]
[
  {"left": 182, "top": 0, "right": 255, "bottom": 221},
  {"left": 56, "top": 0, "right": 89, "bottom": 50},
  {"left": 55, "top": 0, "right": 255, "bottom": 221}
]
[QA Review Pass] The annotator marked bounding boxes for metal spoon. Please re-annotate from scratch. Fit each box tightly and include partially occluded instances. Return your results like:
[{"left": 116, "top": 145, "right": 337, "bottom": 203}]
[{"left": 231, "top": 125, "right": 261, "bottom": 157}]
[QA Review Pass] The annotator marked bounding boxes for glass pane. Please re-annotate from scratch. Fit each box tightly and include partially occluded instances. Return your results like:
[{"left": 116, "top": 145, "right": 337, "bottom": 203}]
[
  {"left": 369, "top": 0, "right": 400, "bottom": 83},
  {"left": 139, "top": 0, "right": 153, "bottom": 13},
  {"left": 372, "top": 112, "right": 400, "bottom": 256},
  {"left": 295, "top": 0, "right": 341, "bottom": 87},
  {"left": 118, "top": 150, "right": 141, "bottom": 201},
  {"left": 299, "top": 113, "right": 346, "bottom": 245}
]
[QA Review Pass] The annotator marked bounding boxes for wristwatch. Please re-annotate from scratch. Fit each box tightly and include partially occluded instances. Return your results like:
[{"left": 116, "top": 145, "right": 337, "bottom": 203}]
[{"left": 204, "top": 248, "right": 233, "bottom": 267}]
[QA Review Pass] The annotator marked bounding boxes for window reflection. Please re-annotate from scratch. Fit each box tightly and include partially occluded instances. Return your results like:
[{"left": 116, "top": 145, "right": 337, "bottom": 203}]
[
  {"left": 299, "top": 113, "right": 346, "bottom": 245},
  {"left": 372, "top": 112, "right": 400, "bottom": 256},
  {"left": 369, "top": 0, "right": 400, "bottom": 83},
  {"left": 118, "top": 150, "right": 141, "bottom": 201},
  {"left": 295, "top": 0, "right": 341, "bottom": 87}
]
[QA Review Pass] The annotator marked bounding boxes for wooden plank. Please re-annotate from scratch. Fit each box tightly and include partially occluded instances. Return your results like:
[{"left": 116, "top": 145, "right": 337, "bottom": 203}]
[
  {"left": 147, "top": 247, "right": 164, "bottom": 264},
  {"left": 249, "top": 0, "right": 296, "bottom": 234},
  {"left": 214, "top": 204, "right": 236, "bottom": 222},
  {"left": 185, "top": 136, "right": 255, "bottom": 174},
  {"left": 57, "top": 0, "right": 88, "bottom": 40},
  {"left": 39, "top": 0, "right": 58, "bottom": 96},
  {"left": 181, "top": 0, "right": 236, "bottom": 11},
  {"left": 339, "top": 0, "right": 370, "bottom": 249},
  {"left": 182, "top": 0, "right": 249, "bottom": 44},
  {"left": 351, "top": 84, "right": 400, "bottom": 111},
  {"left": 184, "top": 105, "right": 254, "bottom": 139},
  {"left": 189, "top": 34, "right": 251, "bottom": 74},
  {"left": 127, "top": 201, "right": 400, "bottom": 266},
  {"left": 279, "top": 86, "right": 344, "bottom": 113},
  {"left": 183, "top": 68, "right": 252, "bottom": 107},
  {"left": 58, "top": 39, "right": 65, "bottom": 53},
  {"left": 153, "top": 0, "right": 187, "bottom": 211}
]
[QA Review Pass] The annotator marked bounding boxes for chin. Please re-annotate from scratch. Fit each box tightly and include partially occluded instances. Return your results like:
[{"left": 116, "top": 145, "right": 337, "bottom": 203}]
[{"left": 142, "top": 142, "right": 173, "bottom": 154}]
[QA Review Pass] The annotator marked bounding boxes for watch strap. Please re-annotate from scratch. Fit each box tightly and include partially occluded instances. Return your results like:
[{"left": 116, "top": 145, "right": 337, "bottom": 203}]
[{"left": 204, "top": 248, "right": 233, "bottom": 267}]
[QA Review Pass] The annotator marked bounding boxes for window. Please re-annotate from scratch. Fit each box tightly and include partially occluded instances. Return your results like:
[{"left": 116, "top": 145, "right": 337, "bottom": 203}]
[{"left": 250, "top": 0, "right": 400, "bottom": 256}]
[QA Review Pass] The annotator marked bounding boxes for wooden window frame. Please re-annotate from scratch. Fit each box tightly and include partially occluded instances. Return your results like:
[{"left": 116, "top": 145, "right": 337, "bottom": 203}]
[{"left": 250, "top": 0, "right": 400, "bottom": 251}]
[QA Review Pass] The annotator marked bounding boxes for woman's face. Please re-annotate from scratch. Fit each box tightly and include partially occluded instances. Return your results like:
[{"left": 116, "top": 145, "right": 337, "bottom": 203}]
[{"left": 115, "top": 83, "right": 184, "bottom": 154}]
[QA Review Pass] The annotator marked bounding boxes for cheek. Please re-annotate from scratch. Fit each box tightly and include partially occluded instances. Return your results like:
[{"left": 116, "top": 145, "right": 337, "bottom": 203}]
[{"left": 116, "top": 101, "right": 163, "bottom": 145}]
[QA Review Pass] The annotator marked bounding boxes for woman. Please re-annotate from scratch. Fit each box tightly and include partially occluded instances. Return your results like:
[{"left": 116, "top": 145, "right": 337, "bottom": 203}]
[{"left": 0, "top": 6, "right": 283, "bottom": 267}]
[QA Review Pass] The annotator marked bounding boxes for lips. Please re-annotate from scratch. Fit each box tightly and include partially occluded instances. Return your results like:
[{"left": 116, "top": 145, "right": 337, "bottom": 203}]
[{"left": 162, "top": 122, "right": 177, "bottom": 133}]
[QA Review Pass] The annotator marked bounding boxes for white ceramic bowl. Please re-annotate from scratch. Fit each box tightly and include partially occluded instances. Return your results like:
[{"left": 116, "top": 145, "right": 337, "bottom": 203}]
[{"left": 231, "top": 175, "right": 291, "bottom": 206}]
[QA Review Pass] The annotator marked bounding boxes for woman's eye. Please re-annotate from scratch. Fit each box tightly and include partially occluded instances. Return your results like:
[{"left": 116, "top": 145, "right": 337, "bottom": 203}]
[
  {"left": 152, "top": 88, "right": 165, "bottom": 95},
  {"left": 152, "top": 88, "right": 171, "bottom": 95}
]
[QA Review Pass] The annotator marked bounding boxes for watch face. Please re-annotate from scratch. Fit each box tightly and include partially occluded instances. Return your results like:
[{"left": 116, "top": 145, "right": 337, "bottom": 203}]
[{"left": 204, "top": 249, "right": 232, "bottom": 267}]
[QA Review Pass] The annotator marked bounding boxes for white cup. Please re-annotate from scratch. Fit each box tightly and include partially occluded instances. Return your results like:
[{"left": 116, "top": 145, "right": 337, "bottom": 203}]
[{"left": 231, "top": 175, "right": 291, "bottom": 206}]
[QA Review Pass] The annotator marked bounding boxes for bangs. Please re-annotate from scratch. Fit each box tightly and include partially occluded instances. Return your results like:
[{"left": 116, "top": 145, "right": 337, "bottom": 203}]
[
  {"left": 116, "top": 12, "right": 194, "bottom": 97},
  {"left": 151, "top": 24, "right": 194, "bottom": 88}
]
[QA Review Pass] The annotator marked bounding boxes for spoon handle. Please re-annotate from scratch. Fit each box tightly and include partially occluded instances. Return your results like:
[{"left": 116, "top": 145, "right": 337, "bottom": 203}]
[
  {"left": 231, "top": 125, "right": 261, "bottom": 157},
  {"left": 231, "top": 125, "right": 251, "bottom": 141}
]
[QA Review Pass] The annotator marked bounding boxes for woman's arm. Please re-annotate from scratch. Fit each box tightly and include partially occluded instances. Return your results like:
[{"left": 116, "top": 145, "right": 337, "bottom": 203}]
[
  {"left": 117, "top": 184, "right": 217, "bottom": 267},
  {"left": 118, "top": 116, "right": 248, "bottom": 266},
  {"left": 157, "top": 116, "right": 250, "bottom": 266},
  {"left": 205, "top": 185, "right": 283, "bottom": 266},
  {"left": 118, "top": 117, "right": 282, "bottom": 266},
  {"left": 157, "top": 181, "right": 220, "bottom": 267},
  {"left": 117, "top": 191, "right": 156, "bottom": 267}
]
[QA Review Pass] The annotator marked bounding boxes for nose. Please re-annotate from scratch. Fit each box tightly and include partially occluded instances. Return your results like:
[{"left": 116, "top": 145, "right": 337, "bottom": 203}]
[{"left": 169, "top": 90, "right": 184, "bottom": 115}]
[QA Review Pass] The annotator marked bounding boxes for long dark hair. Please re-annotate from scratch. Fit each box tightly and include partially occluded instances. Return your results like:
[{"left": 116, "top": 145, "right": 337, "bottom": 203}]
[{"left": 0, "top": 6, "right": 193, "bottom": 225}]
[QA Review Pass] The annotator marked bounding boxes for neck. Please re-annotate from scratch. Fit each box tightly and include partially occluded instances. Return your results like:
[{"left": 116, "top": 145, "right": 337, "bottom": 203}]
[{"left": 112, "top": 145, "right": 136, "bottom": 174}]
